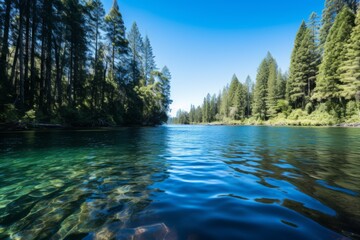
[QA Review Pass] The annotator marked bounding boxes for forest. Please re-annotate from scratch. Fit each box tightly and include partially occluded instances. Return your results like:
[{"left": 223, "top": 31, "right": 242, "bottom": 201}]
[
  {"left": 173, "top": 0, "right": 360, "bottom": 126},
  {"left": 0, "top": 0, "right": 172, "bottom": 127}
]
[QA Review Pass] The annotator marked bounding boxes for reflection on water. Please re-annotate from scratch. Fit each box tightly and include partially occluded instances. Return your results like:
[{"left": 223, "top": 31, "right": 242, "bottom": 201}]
[{"left": 0, "top": 126, "right": 360, "bottom": 240}]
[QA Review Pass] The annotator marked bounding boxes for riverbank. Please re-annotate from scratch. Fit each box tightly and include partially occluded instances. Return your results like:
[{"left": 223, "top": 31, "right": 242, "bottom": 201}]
[
  {"left": 0, "top": 122, "right": 159, "bottom": 132},
  {"left": 204, "top": 120, "right": 360, "bottom": 127}
]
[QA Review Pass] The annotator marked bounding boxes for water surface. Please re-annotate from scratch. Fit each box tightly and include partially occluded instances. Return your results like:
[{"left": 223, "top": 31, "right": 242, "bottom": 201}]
[{"left": 0, "top": 126, "right": 359, "bottom": 239}]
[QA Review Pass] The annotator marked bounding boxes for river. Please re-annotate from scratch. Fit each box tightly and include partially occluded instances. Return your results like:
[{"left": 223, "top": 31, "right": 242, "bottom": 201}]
[{"left": 0, "top": 126, "right": 359, "bottom": 239}]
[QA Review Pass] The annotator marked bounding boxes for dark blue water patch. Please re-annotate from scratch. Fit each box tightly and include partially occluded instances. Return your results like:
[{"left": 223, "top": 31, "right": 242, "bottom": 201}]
[{"left": 316, "top": 180, "right": 358, "bottom": 197}]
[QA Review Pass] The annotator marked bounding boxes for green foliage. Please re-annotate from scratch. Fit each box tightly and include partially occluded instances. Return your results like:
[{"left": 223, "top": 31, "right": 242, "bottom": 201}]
[
  {"left": 174, "top": 109, "right": 189, "bottom": 124},
  {"left": 266, "top": 54, "right": 278, "bottom": 118},
  {"left": 287, "top": 21, "right": 307, "bottom": 104},
  {"left": 0, "top": 104, "right": 18, "bottom": 122},
  {"left": 276, "top": 100, "right": 292, "bottom": 117},
  {"left": 288, "top": 109, "right": 308, "bottom": 120},
  {"left": 0, "top": 0, "right": 171, "bottom": 127},
  {"left": 313, "top": 7, "right": 355, "bottom": 102},
  {"left": 288, "top": 19, "right": 319, "bottom": 108},
  {"left": 253, "top": 56, "right": 270, "bottom": 120},
  {"left": 177, "top": 1, "right": 360, "bottom": 126},
  {"left": 22, "top": 109, "right": 36, "bottom": 123},
  {"left": 340, "top": 7, "right": 360, "bottom": 100}
]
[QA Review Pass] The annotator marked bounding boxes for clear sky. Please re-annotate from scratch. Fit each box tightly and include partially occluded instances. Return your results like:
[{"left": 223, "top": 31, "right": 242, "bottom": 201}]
[{"left": 102, "top": 0, "right": 325, "bottom": 116}]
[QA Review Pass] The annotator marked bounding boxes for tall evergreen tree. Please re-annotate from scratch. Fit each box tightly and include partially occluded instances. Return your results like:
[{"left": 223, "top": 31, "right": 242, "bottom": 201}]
[
  {"left": 0, "top": 0, "right": 11, "bottom": 100},
  {"left": 266, "top": 53, "right": 278, "bottom": 117},
  {"left": 253, "top": 57, "right": 269, "bottom": 120},
  {"left": 244, "top": 76, "right": 253, "bottom": 117},
  {"left": 320, "top": 0, "right": 346, "bottom": 48},
  {"left": 159, "top": 66, "right": 172, "bottom": 118},
  {"left": 291, "top": 27, "right": 320, "bottom": 108},
  {"left": 340, "top": 6, "right": 360, "bottom": 100},
  {"left": 85, "top": 0, "right": 106, "bottom": 109},
  {"left": 63, "top": 0, "right": 88, "bottom": 107},
  {"left": 104, "top": 0, "right": 128, "bottom": 80},
  {"left": 228, "top": 74, "right": 240, "bottom": 106},
  {"left": 234, "top": 82, "right": 246, "bottom": 120},
  {"left": 220, "top": 86, "right": 229, "bottom": 119},
  {"left": 127, "top": 22, "right": 144, "bottom": 85},
  {"left": 276, "top": 70, "right": 287, "bottom": 100},
  {"left": 313, "top": 7, "right": 355, "bottom": 102},
  {"left": 287, "top": 21, "right": 307, "bottom": 104},
  {"left": 319, "top": 0, "right": 358, "bottom": 48},
  {"left": 143, "top": 36, "right": 156, "bottom": 85}
]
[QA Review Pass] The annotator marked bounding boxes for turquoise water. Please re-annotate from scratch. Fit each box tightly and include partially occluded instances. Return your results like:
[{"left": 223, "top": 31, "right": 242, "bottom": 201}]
[{"left": 0, "top": 126, "right": 360, "bottom": 239}]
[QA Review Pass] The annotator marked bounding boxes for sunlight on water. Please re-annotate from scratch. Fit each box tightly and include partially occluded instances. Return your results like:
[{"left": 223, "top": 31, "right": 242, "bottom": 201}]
[{"left": 0, "top": 126, "right": 360, "bottom": 239}]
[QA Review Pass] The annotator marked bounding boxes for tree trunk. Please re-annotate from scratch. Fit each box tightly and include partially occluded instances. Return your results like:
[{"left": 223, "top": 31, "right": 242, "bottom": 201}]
[
  {"left": 0, "top": 0, "right": 11, "bottom": 89},
  {"left": 24, "top": 0, "right": 31, "bottom": 107},
  {"left": 30, "top": 0, "right": 37, "bottom": 107},
  {"left": 19, "top": 0, "right": 25, "bottom": 108},
  {"left": 10, "top": 34, "right": 20, "bottom": 93},
  {"left": 54, "top": 39, "right": 62, "bottom": 107},
  {"left": 45, "top": 12, "right": 52, "bottom": 114}
]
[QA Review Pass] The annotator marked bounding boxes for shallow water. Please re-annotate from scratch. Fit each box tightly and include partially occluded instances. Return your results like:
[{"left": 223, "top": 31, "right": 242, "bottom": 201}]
[{"left": 0, "top": 126, "right": 360, "bottom": 240}]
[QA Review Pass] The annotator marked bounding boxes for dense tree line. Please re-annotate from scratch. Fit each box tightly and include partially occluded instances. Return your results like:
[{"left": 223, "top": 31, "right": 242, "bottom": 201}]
[
  {"left": 0, "top": 0, "right": 171, "bottom": 127},
  {"left": 174, "top": 0, "right": 360, "bottom": 125}
]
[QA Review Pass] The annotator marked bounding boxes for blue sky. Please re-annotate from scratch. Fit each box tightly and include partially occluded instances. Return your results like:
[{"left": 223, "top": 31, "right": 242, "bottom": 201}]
[{"left": 102, "top": 0, "right": 325, "bottom": 116}]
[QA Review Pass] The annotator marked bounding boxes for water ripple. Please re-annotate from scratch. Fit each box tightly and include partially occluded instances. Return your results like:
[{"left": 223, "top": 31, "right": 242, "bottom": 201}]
[{"left": 0, "top": 126, "right": 359, "bottom": 239}]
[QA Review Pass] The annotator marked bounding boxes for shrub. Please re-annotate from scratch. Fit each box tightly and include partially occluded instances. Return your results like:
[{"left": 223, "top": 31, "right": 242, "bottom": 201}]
[
  {"left": 288, "top": 109, "right": 308, "bottom": 120},
  {"left": 0, "top": 104, "right": 18, "bottom": 122}
]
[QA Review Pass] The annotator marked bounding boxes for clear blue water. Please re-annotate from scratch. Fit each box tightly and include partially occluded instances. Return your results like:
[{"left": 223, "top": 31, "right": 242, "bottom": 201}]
[{"left": 0, "top": 126, "right": 360, "bottom": 240}]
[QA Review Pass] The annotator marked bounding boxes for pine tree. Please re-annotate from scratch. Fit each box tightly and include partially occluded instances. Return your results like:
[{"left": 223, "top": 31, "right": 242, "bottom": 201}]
[
  {"left": 266, "top": 53, "right": 278, "bottom": 117},
  {"left": 234, "top": 82, "right": 246, "bottom": 120},
  {"left": 313, "top": 7, "right": 355, "bottom": 102},
  {"left": 227, "top": 75, "right": 240, "bottom": 120},
  {"left": 128, "top": 22, "right": 144, "bottom": 85},
  {"left": 85, "top": 0, "right": 106, "bottom": 109},
  {"left": 220, "top": 86, "right": 229, "bottom": 119},
  {"left": 143, "top": 36, "right": 156, "bottom": 85},
  {"left": 276, "top": 70, "right": 287, "bottom": 100},
  {"left": 340, "top": 6, "right": 360, "bottom": 100},
  {"left": 104, "top": 0, "right": 128, "bottom": 80},
  {"left": 228, "top": 74, "right": 240, "bottom": 106},
  {"left": 253, "top": 57, "right": 269, "bottom": 120},
  {"left": 159, "top": 66, "right": 172, "bottom": 117},
  {"left": 63, "top": 0, "right": 88, "bottom": 106},
  {"left": 244, "top": 76, "right": 253, "bottom": 117},
  {"left": 319, "top": 0, "right": 358, "bottom": 48},
  {"left": 290, "top": 27, "right": 320, "bottom": 108},
  {"left": 202, "top": 94, "right": 211, "bottom": 123},
  {"left": 0, "top": 0, "right": 11, "bottom": 100},
  {"left": 287, "top": 21, "right": 307, "bottom": 104},
  {"left": 320, "top": 0, "right": 346, "bottom": 48},
  {"left": 189, "top": 104, "right": 196, "bottom": 123}
]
